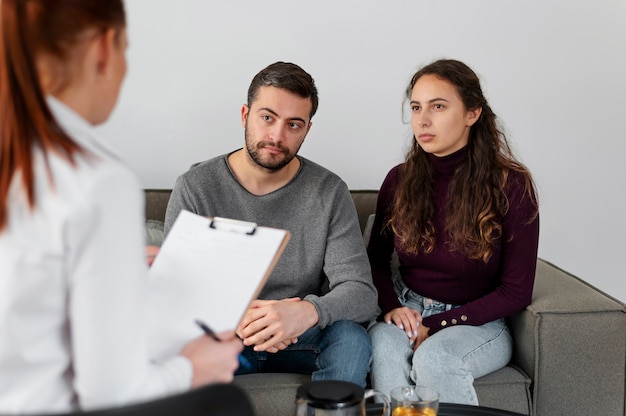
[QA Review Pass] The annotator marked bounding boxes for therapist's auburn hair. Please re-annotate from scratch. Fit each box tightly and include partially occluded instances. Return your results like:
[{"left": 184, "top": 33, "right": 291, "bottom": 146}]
[{"left": 0, "top": 0, "right": 126, "bottom": 232}]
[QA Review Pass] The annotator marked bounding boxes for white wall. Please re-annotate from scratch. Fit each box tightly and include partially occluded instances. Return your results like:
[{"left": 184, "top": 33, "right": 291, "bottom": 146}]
[{"left": 98, "top": 0, "right": 626, "bottom": 302}]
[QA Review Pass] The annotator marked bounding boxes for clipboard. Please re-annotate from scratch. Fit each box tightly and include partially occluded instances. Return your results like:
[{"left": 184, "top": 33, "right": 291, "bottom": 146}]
[{"left": 146, "top": 209, "right": 290, "bottom": 361}]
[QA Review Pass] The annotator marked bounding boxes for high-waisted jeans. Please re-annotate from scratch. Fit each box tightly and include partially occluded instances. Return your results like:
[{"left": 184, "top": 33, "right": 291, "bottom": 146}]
[{"left": 368, "top": 275, "right": 512, "bottom": 404}]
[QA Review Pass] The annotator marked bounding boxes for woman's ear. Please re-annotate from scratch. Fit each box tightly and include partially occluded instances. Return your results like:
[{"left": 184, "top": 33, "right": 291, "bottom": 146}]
[
  {"left": 466, "top": 106, "right": 483, "bottom": 127},
  {"left": 95, "top": 28, "right": 117, "bottom": 80}
]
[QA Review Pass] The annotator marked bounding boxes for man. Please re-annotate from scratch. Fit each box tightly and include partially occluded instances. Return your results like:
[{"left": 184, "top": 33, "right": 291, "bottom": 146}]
[{"left": 164, "top": 62, "right": 378, "bottom": 387}]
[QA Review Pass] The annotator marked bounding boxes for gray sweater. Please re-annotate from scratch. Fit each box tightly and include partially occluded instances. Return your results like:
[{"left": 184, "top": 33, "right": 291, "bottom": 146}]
[{"left": 164, "top": 153, "right": 378, "bottom": 327}]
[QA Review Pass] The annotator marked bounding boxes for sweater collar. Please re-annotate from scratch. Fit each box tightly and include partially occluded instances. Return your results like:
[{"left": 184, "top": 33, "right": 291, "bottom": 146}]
[{"left": 427, "top": 146, "right": 468, "bottom": 177}]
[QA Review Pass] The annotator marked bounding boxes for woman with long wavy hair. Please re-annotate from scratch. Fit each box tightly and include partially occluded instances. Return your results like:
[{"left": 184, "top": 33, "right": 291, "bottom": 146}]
[
  {"left": 0, "top": 1, "right": 242, "bottom": 412},
  {"left": 367, "top": 59, "right": 539, "bottom": 405}
]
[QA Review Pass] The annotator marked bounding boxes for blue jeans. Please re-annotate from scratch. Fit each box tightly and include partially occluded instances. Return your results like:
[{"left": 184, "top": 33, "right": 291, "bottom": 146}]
[
  {"left": 368, "top": 276, "right": 512, "bottom": 404},
  {"left": 235, "top": 320, "right": 372, "bottom": 388}
]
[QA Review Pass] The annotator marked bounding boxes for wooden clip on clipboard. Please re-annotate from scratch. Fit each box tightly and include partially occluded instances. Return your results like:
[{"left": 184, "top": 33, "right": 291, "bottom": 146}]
[{"left": 147, "top": 210, "right": 290, "bottom": 361}]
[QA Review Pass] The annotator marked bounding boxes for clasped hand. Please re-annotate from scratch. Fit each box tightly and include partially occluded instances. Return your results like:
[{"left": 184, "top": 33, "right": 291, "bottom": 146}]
[
  {"left": 384, "top": 307, "right": 430, "bottom": 351},
  {"left": 236, "top": 297, "right": 318, "bottom": 353}
]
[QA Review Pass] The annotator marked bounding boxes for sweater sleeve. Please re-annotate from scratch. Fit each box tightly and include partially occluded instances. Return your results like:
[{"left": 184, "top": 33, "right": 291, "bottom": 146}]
[
  {"left": 303, "top": 181, "right": 379, "bottom": 327},
  {"left": 422, "top": 174, "right": 539, "bottom": 334},
  {"left": 367, "top": 166, "right": 403, "bottom": 315},
  {"left": 164, "top": 174, "right": 197, "bottom": 236}
]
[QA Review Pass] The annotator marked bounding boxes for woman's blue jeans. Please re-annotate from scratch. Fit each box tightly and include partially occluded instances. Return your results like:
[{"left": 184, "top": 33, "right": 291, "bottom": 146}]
[
  {"left": 368, "top": 275, "right": 512, "bottom": 404},
  {"left": 235, "top": 320, "right": 372, "bottom": 388}
]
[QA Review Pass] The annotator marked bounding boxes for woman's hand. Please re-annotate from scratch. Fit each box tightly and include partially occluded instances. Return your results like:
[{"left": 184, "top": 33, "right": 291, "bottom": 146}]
[
  {"left": 383, "top": 307, "right": 423, "bottom": 344},
  {"left": 413, "top": 323, "right": 431, "bottom": 351},
  {"left": 181, "top": 330, "right": 243, "bottom": 387}
]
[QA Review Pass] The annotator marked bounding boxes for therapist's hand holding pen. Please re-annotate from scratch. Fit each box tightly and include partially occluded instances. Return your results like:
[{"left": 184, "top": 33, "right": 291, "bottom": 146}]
[
  {"left": 195, "top": 319, "right": 253, "bottom": 371},
  {"left": 180, "top": 322, "right": 243, "bottom": 387}
]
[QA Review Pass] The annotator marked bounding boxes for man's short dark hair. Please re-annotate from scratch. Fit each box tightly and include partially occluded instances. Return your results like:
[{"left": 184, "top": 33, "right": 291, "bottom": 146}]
[{"left": 247, "top": 62, "right": 319, "bottom": 119}]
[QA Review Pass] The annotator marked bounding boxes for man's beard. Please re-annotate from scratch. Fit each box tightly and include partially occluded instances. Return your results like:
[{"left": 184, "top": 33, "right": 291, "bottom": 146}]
[{"left": 245, "top": 129, "right": 296, "bottom": 171}]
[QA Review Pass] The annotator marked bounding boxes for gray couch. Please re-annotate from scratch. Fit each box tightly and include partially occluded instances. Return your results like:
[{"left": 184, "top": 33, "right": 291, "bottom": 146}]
[{"left": 144, "top": 189, "right": 626, "bottom": 416}]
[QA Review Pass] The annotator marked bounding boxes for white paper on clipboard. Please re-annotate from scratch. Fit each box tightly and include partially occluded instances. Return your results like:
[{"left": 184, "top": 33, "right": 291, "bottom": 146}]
[{"left": 147, "top": 209, "right": 290, "bottom": 361}]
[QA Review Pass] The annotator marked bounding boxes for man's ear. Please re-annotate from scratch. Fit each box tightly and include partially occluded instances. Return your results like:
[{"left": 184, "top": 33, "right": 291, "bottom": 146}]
[
  {"left": 466, "top": 106, "right": 483, "bottom": 127},
  {"left": 241, "top": 104, "right": 249, "bottom": 127}
]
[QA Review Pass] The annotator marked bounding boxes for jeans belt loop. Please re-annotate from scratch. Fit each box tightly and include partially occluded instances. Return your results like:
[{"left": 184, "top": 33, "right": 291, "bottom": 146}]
[{"left": 401, "top": 285, "right": 411, "bottom": 302}]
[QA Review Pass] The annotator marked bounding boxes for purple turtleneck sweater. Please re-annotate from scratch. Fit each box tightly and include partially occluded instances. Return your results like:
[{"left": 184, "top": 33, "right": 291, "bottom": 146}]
[{"left": 367, "top": 147, "right": 539, "bottom": 334}]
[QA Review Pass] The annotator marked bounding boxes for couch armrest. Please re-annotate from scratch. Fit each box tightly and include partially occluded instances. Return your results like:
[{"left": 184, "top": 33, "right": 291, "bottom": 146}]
[{"left": 509, "top": 259, "right": 626, "bottom": 416}]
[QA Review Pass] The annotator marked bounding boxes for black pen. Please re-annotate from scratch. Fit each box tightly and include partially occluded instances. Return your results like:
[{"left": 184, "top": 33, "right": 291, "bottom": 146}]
[{"left": 194, "top": 319, "right": 252, "bottom": 370}]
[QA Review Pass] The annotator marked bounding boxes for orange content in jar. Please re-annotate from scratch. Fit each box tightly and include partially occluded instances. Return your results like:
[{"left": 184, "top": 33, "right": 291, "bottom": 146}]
[{"left": 392, "top": 407, "right": 437, "bottom": 416}]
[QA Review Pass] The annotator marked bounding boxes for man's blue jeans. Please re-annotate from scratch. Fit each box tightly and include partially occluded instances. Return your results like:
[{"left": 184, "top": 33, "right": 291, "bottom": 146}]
[{"left": 235, "top": 320, "right": 371, "bottom": 388}]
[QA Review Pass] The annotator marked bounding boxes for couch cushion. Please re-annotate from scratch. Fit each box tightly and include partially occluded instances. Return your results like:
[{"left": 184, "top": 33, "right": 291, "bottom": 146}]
[
  {"left": 145, "top": 219, "right": 165, "bottom": 246},
  {"left": 474, "top": 366, "right": 531, "bottom": 415},
  {"left": 233, "top": 367, "right": 531, "bottom": 416}
]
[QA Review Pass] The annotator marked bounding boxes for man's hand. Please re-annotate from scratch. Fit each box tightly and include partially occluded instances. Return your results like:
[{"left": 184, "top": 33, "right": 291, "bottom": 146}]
[{"left": 236, "top": 297, "right": 319, "bottom": 353}]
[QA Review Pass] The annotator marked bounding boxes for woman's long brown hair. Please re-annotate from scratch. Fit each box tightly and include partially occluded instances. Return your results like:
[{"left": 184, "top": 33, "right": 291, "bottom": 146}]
[
  {"left": 390, "top": 59, "right": 538, "bottom": 262},
  {"left": 0, "top": 0, "right": 125, "bottom": 232}
]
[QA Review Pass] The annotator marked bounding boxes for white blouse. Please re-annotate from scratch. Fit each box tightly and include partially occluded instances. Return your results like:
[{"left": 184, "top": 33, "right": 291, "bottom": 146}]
[{"left": 0, "top": 98, "right": 191, "bottom": 413}]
